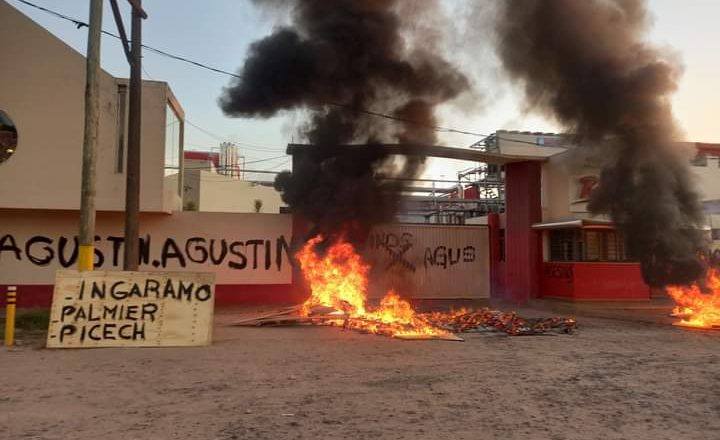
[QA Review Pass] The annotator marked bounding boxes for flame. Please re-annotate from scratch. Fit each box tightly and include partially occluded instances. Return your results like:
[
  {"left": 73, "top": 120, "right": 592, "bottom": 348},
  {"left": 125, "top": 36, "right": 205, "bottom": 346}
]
[
  {"left": 666, "top": 268, "right": 720, "bottom": 329},
  {"left": 296, "top": 236, "right": 450, "bottom": 338}
]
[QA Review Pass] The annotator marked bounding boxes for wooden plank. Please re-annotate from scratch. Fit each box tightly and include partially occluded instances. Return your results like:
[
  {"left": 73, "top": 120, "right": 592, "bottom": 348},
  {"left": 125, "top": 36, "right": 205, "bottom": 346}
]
[
  {"left": 46, "top": 270, "right": 215, "bottom": 348},
  {"left": 230, "top": 305, "right": 302, "bottom": 326},
  {"left": 394, "top": 333, "right": 464, "bottom": 342}
]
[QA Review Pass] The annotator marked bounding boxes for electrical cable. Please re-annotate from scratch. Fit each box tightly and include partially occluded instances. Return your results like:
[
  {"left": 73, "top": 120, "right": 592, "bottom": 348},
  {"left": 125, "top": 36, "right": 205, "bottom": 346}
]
[{"left": 13, "top": 0, "right": 491, "bottom": 138}]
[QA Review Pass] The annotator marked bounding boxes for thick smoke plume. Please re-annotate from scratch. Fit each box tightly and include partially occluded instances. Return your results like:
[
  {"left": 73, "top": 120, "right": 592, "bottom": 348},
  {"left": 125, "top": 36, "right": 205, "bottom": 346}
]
[
  {"left": 494, "top": 0, "right": 706, "bottom": 286},
  {"left": 220, "top": 0, "right": 468, "bottom": 243}
]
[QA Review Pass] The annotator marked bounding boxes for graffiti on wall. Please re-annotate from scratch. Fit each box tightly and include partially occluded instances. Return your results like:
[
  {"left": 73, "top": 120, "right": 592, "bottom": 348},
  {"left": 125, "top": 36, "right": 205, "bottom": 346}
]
[
  {"left": 544, "top": 264, "right": 574, "bottom": 281},
  {"left": 0, "top": 211, "right": 294, "bottom": 286},
  {"left": 364, "top": 225, "right": 490, "bottom": 299},
  {"left": 367, "top": 231, "right": 477, "bottom": 271},
  {"left": 0, "top": 234, "right": 291, "bottom": 271}
]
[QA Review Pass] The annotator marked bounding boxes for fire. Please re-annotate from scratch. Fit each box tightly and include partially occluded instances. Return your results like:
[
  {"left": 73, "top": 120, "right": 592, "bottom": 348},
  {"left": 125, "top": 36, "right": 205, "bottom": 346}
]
[
  {"left": 666, "top": 268, "right": 720, "bottom": 329},
  {"left": 296, "top": 236, "right": 450, "bottom": 338}
]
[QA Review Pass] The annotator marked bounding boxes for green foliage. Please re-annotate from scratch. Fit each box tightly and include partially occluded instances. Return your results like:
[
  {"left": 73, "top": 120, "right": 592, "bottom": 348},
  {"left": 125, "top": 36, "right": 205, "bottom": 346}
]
[{"left": 0, "top": 308, "right": 50, "bottom": 340}]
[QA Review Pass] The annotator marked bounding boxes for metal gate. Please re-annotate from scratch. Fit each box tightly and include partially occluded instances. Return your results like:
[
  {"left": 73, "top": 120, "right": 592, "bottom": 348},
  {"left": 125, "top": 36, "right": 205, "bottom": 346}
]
[{"left": 363, "top": 224, "right": 490, "bottom": 299}]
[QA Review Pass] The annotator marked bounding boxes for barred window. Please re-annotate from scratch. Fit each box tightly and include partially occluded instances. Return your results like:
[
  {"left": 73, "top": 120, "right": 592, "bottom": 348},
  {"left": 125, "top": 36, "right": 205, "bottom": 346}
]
[
  {"left": 549, "top": 229, "right": 629, "bottom": 262},
  {"left": 549, "top": 229, "right": 583, "bottom": 261}
]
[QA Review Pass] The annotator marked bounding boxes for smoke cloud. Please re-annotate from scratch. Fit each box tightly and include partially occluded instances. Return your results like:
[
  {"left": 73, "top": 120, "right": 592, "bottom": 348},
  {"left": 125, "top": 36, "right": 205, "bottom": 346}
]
[
  {"left": 494, "top": 0, "right": 706, "bottom": 286},
  {"left": 220, "top": 0, "right": 468, "bottom": 243}
]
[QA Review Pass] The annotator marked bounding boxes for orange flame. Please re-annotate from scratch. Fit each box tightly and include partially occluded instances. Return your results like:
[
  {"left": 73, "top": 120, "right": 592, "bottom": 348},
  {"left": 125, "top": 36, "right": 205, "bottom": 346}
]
[
  {"left": 296, "top": 236, "right": 450, "bottom": 337},
  {"left": 666, "top": 268, "right": 720, "bottom": 329}
]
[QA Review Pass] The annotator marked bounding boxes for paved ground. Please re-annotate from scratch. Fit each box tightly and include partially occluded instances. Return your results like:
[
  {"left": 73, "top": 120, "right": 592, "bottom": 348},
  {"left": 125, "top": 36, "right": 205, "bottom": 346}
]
[{"left": 1, "top": 307, "right": 719, "bottom": 440}]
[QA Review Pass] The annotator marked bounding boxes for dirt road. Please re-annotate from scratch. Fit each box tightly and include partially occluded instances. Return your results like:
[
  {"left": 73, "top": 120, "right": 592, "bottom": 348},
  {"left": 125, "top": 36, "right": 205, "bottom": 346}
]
[{"left": 1, "top": 309, "right": 719, "bottom": 440}]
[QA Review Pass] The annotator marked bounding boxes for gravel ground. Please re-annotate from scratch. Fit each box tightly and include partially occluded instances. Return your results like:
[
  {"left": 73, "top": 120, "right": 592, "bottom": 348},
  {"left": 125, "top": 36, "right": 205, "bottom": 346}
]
[{"left": 1, "top": 307, "right": 719, "bottom": 440}]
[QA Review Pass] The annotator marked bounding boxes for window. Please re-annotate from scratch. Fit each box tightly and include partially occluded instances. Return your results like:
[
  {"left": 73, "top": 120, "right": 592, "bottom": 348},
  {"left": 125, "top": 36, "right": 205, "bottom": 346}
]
[
  {"left": 115, "top": 85, "right": 127, "bottom": 173},
  {"left": 165, "top": 103, "right": 181, "bottom": 177},
  {"left": 584, "top": 230, "right": 603, "bottom": 261},
  {"left": 0, "top": 110, "right": 18, "bottom": 164},
  {"left": 549, "top": 229, "right": 584, "bottom": 262},
  {"left": 712, "top": 229, "right": 720, "bottom": 241},
  {"left": 549, "top": 228, "right": 629, "bottom": 262},
  {"left": 605, "top": 230, "right": 627, "bottom": 261}
]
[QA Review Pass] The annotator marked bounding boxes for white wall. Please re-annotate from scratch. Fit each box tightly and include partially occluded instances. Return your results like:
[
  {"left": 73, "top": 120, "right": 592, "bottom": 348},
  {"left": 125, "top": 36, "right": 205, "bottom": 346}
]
[
  {"left": 0, "top": 209, "right": 293, "bottom": 285},
  {"left": 0, "top": 1, "right": 181, "bottom": 213},
  {"left": 183, "top": 170, "right": 285, "bottom": 213},
  {"left": 539, "top": 146, "right": 720, "bottom": 223},
  {"left": 497, "top": 131, "right": 569, "bottom": 158}
]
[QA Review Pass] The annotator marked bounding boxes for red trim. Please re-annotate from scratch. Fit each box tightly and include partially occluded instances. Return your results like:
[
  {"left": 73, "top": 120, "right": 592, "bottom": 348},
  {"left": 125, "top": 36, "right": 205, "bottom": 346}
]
[
  {"left": 487, "top": 213, "right": 504, "bottom": 299},
  {"left": 540, "top": 262, "right": 650, "bottom": 300},
  {"left": 184, "top": 151, "right": 220, "bottom": 168},
  {"left": 504, "top": 161, "right": 542, "bottom": 305},
  {"left": 696, "top": 142, "right": 720, "bottom": 156}
]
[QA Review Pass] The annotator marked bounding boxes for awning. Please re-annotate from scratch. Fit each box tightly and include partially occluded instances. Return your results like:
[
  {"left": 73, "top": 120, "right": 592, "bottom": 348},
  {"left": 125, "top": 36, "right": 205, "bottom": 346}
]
[
  {"left": 532, "top": 219, "right": 711, "bottom": 231},
  {"left": 531, "top": 219, "right": 614, "bottom": 230}
]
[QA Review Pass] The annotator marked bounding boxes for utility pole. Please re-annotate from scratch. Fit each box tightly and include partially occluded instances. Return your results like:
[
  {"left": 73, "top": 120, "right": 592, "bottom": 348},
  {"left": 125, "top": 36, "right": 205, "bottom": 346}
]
[
  {"left": 78, "top": 0, "right": 103, "bottom": 272},
  {"left": 123, "top": 0, "right": 146, "bottom": 270}
]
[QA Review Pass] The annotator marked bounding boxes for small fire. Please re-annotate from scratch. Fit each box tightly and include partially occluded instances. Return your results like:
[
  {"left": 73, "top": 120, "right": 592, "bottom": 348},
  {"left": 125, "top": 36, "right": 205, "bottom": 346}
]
[
  {"left": 666, "top": 268, "right": 720, "bottom": 329},
  {"left": 296, "top": 236, "right": 451, "bottom": 338}
]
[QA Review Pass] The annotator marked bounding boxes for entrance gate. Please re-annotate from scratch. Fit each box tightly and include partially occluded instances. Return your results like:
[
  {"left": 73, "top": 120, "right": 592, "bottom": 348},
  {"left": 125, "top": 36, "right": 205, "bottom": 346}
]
[{"left": 364, "top": 223, "right": 490, "bottom": 299}]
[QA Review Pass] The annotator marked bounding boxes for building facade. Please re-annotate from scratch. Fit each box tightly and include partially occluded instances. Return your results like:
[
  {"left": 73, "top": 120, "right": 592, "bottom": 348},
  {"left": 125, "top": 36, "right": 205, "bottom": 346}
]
[
  {"left": 0, "top": 0, "right": 184, "bottom": 213},
  {"left": 0, "top": 1, "right": 303, "bottom": 308},
  {"left": 483, "top": 131, "right": 720, "bottom": 302},
  {"left": 180, "top": 150, "right": 285, "bottom": 213}
]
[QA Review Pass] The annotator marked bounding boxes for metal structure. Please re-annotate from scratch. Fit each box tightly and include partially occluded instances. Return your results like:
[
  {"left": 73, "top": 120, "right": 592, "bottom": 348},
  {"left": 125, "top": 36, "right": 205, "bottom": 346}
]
[
  {"left": 286, "top": 142, "right": 511, "bottom": 225},
  {"left": 396, "top": 135, "right": 506, "bottom": 224}
]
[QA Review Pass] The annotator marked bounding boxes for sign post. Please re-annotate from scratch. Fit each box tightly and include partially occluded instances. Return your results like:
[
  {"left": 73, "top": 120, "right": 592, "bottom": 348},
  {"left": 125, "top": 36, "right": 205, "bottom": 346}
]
[{"left": 47, "top": 270, "right": 215, "bottom": 348}]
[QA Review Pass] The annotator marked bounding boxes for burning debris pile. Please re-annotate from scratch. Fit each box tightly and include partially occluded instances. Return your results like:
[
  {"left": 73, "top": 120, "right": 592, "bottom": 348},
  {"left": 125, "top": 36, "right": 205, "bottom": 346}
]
[
  {"left": 667, "top": 269, "right": 720, "bottom": 330},
  {"left": 234, "top": 237, "right": 577, "bottom": 341},
  {"left": 421, "top": 309, "right": 577, "bottom": 337}
]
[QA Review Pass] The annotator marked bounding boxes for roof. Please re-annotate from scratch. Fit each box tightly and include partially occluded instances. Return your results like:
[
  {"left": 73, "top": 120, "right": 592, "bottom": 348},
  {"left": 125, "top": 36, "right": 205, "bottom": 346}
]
[
  {"left": 531, "top": 219, "right": 614, "bottom": 230},
  {"left": 184, "top": 151, "right": 219, "bottom": 168},
  {"left": 286, "top": 143, "right": 545, "bottom": 164}
]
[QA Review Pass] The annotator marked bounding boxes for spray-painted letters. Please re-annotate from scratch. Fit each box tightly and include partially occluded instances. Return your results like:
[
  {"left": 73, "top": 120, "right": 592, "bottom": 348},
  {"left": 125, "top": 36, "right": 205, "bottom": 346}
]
[
  {"left": 0, "top": 234, "right": 291, "bottom": 272},
  {"left": 365, "top": 224, "right": 490, "bottom": 299},
  {"left": 47, "top": 270, "right": 215, "bottom": 348}
]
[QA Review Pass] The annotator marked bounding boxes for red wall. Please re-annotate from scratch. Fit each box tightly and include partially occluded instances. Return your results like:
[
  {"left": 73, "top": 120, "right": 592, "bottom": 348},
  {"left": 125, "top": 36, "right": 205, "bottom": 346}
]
[
  {"left": 0, "top": 214, "right": 312, "bottom": 309},
  {"left": 487, "top": 213, "right": 506, "bottom": 299},
  {"left": 540, "top": 262, "right": 651, "bottom": 300},
  {"left": 504, "top": 162, "right": 542, "bottom": 304}
]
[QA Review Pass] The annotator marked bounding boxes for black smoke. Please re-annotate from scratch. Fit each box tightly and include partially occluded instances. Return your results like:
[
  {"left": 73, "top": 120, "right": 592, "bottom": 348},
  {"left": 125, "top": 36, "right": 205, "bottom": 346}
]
[
  {"left": 493, "top": 0, "right": 706, "bottom": 286},
  {"left": 220, "top": 0, "right": 468, "bottom": 244}
]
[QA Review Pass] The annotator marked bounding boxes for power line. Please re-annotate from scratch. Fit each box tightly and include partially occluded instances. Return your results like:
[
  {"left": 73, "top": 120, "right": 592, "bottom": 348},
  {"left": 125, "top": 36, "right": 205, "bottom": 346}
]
[
  {"left": 13, "top": 0, "right": 490, "bottom": 138},
  {"left": 245, "top": 155, "right": 289, "bottom": 165},
  {"left": 266, "top": 159, "right": 291, "bottom": 170},
  {"left": 165, "top": 165, "right": 281, "bottom": 175},
  {"left": 184, "top": 119, "right": 285, "bottom": 153}
]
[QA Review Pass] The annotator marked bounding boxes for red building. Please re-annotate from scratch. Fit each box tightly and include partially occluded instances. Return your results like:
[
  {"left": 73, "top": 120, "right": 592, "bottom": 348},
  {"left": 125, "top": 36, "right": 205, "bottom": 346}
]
[{"left": 481, "top": 131, "right": 720, "bottom": 303}]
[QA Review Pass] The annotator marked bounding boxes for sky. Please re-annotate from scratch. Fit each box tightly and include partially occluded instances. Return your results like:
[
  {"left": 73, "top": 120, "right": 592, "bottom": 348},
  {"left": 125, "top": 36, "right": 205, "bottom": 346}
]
[{"left": 8, "top": 0, "right": 720, "bottom": 181}]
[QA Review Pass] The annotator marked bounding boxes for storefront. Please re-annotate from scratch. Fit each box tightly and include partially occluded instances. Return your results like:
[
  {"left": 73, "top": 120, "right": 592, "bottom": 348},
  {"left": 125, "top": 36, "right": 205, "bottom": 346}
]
[
  {"left": 534, "top": 220, "right": 649, "bottom": 300},
  {"left": 482, "top": 131, "right": 720, "bottom": 303}
]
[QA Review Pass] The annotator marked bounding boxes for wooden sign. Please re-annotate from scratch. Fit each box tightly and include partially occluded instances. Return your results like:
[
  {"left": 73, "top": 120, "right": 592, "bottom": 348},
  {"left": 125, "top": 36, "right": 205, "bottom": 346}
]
[{"left": 47, "top": 270, "right": 215, "bottom": 348}]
